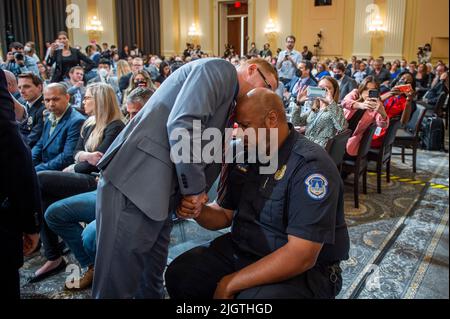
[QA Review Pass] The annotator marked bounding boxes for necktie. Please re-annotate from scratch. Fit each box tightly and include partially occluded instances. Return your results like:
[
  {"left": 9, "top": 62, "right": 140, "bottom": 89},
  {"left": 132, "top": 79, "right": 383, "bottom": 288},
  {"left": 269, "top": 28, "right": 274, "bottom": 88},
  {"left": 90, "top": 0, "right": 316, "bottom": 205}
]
[{"left": 217, "top": 101, "right": 237, "bottom": 201}]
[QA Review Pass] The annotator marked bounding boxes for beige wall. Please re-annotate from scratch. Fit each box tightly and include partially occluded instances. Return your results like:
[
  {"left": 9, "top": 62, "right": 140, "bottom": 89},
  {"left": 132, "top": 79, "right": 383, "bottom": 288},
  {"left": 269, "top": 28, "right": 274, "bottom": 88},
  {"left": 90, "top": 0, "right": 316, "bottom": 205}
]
[
  {"left": 67, "top": 0, "right": 448, "bottom": 62},
  {"left": 403, "top": 0, "right": 449, "bottom": 63},
  {"left": 69, "top": 0, "right": 117, "bottom": 50}
]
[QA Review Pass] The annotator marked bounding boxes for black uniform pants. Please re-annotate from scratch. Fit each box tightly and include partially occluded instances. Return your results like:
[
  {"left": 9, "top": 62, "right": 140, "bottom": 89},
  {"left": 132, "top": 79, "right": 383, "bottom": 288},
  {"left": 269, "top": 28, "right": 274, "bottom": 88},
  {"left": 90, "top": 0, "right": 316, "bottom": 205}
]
[
  {"left": 165, "top": 233, "right": 342, "bottom": 299},
  {"left": 38, "top": 171, "right": 98, "bottom": 261}
]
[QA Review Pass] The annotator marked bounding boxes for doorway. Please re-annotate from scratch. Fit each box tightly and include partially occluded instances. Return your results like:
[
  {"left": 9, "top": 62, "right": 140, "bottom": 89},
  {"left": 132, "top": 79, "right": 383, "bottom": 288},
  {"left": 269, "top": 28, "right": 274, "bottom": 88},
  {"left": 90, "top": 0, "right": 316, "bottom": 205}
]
[{"left": 219, "top": 1, "right": 248, "bottom": 57}]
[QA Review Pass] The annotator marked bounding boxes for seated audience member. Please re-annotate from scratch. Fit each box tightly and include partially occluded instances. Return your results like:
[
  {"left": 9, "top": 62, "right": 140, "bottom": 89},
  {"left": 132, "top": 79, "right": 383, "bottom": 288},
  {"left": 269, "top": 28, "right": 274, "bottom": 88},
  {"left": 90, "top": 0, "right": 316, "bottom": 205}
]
[
  {"left": 415, "top": 63, "right": 430, "bottom": 99},
  {"left": 45, "top": 87, "right": 153, "bottom": 290},
  {"left": 116, "top": 59, "right": 132, "bottom": 88},
  {"left": 2, "top": 70, "right": 28, "bottom": 121},
  {"left": 260, "top": 43, "right": 273, "bottom": 58},
  {"left": 423, "top": 64, "right": 448, "bottom": 106},
  {"left": 301, "top": 46, "right": 313, "bottom": 61},
  {"left": 333, "top": 63, "right": 358, "bottom": 102},
  {"left": 125, "top": 87, "right": 155, "bottom": 122},
  {"left": 341, "top": 76, "right": 389, "bottom": 157},
  {"left": 284, "top": 61, "right": 317, "bottom": 105},
  {"left": 291, "top": 76, "right": 348, "bottom": 148},
  {"left": 390, "top": 62, "right": 401, "bottom": 81},
  {"left": 368, "top": 59, "right": 391, "bottom": 84},
  {"left": 155, "top": 61, "right": 172, "bottom": 87},
  {"left": 370, "top": 72, "right": 414, "bottom": 149},
  {"left": 32, "top": 83, "right": 124, "bottom": 283},
  {"left": 37, "top": 62, "right": 51, "bottom": 85},
  {"left": 62, "top": 66, "right": 86, "bottom": 112},
  {"left": 316, "top": 63, "right": 331, "bottom": 80},
  {"left": 400, "top": 59, "right": 408, "bottom": 73},
  {"left": 119, "top": 57, "right": 145, "bottom": 92},
  {"left": 122, "top": 70, "right": 154, "bottom": 113},
  {"left": 31, "top": 83, "right": 85, "bottom": 172},
  {"left": 18, "top": 73, "right": 46, "bottom": 148},
  {"left": 165, "top": 88, "right": 350, "bottom": 299},
  {"left": 353, "top": 62, "right": 368, "bottom": 84},
  {"left": 88, "top": 59, "right": 121, "bottom": 101},
  {"left": 408, "top": 61, "right": 418, "bottom": 78}
]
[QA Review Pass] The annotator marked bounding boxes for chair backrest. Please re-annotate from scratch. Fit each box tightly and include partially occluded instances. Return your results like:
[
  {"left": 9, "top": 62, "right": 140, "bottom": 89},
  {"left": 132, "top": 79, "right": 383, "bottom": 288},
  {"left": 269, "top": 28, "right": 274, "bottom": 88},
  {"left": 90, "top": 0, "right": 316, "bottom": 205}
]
[
  {"left": 326, "top": 129, "right": 352, "bottom": 166},
  {"left": 382, "top": 118, "right": 402, "bottom": 149},
  {"left": 358, "top": 124, "right": 378, "bottom": 159},
  {"left": 405, "top": 104, "right": 427, "bottom": 137},
  {"left": 433, "top": 93, "right": 448, "bottom": 116}
]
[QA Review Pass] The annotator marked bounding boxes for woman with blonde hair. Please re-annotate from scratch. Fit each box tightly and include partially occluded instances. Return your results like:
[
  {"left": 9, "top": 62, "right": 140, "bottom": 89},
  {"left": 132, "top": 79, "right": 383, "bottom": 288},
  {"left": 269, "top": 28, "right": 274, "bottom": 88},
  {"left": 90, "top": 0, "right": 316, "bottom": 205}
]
[
  {"left": 116, "top": 59, "right": 132, "bottom": 84},
  {"left": 31, "top": 83, "right": 125, "bottom": 285},
  {"left": 291, "top": 76, "right": 348, "bottom": 148}
]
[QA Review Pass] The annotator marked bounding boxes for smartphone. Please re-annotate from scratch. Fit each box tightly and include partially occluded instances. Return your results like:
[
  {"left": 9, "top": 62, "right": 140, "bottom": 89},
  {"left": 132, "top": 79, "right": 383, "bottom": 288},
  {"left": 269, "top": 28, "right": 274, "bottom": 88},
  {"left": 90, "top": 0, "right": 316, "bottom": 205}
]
[
  {"left": 307, "top": 87, "right": 327, "bottom": 99},
  {"left": 368, "top": 89, "right": 380, "bottom": 99},
  {"left": 395, "top": 84, "right": 413, "bottom": 94}
]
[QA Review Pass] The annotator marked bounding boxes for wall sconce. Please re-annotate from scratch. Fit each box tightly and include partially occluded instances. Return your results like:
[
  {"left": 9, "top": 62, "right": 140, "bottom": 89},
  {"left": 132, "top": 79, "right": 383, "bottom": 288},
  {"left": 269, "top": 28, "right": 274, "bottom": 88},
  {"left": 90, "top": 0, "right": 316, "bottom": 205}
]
[
  {"left": 368, "top": 15, "right": 386, "bottom": 33},
  {"left": 86, "top": 16, "right": 104, "bottom": 32},
  {"left": 188, "top": 23, "right": 201, "bottom": 37},
  {"left": 86, "top": 16, "right": 103, "bottom": 41},
  {"left": 264, "top": 19, "right": 279, "bottom": 38}
]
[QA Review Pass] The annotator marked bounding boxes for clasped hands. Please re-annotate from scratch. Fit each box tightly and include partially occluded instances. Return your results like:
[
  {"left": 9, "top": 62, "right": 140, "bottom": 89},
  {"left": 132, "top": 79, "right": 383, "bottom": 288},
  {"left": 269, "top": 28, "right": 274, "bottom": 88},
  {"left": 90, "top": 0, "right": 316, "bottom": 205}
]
[{"left": 176, "top": 192, "right": 209, "bottom": 220}]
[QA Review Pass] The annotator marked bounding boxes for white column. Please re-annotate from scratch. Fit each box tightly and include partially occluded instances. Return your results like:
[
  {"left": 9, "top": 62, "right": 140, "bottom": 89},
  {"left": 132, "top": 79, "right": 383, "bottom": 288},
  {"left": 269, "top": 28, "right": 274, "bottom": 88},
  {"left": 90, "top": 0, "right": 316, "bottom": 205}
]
[
  {"left": 352, "top": 0, "right": 373, "bottom": 58},
  {"left": 383, "top": 0, "right": 407, "bottom": 61}
]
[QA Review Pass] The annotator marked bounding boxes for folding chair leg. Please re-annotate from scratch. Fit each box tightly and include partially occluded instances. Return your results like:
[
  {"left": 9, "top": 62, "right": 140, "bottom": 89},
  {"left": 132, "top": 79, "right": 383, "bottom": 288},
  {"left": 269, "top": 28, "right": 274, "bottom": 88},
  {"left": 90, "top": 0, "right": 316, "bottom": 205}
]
[
  {"left": 386, "top": 160, "right": 391, "bottom": 184},
  {"left": 363, "top": 169, "right": 368, "bottom": 195},
  {"left": 401, "top": 146, "right": 406, "bottom": 163},
  {"left": 413, "top": 145, "right": 417, "bottom": 173},
  {"left": 354, "top": 172, "right": 359, "bottom": 209},
  {"left": 377, "top": 161, "right": 382, "bottom": 194}
]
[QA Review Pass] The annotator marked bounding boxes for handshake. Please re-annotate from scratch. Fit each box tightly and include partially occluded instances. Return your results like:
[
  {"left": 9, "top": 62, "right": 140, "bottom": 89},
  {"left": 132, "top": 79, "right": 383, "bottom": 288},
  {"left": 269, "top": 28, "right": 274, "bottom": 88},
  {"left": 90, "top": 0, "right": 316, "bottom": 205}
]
[{"left": 176, "top": 192, "right": 209, "bottom": 220}]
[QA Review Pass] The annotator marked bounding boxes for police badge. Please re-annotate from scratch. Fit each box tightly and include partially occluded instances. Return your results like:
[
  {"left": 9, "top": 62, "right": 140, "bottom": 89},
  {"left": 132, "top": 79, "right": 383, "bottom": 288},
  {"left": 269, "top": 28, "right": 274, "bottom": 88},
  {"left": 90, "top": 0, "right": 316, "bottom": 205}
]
[{"left": 305, "top": 174, "right": 328, "bottom": 200}]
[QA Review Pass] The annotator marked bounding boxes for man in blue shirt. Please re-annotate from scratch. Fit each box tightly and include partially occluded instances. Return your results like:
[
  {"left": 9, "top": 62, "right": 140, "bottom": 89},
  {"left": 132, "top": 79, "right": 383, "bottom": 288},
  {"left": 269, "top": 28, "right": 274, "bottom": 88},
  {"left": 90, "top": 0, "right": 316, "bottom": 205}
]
[{"left": 277, "top": 36, "right": 303, "bottom": 85}]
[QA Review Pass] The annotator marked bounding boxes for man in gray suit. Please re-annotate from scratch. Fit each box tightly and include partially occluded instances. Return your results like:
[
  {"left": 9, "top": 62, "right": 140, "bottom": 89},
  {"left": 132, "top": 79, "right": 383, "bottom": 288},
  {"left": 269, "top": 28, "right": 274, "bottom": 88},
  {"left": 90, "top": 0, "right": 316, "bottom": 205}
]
[
  {"left": 93, "top": 58, "right": 278, "bottom": 299},
  {"left": 333, "top": 63, "right": 358, "bottom": 102}
]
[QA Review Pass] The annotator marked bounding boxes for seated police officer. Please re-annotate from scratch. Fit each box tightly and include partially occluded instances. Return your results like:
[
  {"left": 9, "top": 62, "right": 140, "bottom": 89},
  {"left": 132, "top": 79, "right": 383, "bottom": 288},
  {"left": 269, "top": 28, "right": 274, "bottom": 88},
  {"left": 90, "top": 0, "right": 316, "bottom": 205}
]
[{"left": 165, "top": 88, "right": 350, "bottom": 299}]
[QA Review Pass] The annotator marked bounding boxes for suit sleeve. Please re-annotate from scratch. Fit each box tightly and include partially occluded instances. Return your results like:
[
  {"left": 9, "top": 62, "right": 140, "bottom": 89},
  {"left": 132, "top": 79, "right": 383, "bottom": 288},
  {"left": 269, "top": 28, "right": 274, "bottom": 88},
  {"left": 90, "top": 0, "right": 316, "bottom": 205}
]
[
  {"left": 167, "top": 60, "right": 237, "bottom": 196},
  {"left": 26, "top": 107, "right": 45, "bottom": 149}
]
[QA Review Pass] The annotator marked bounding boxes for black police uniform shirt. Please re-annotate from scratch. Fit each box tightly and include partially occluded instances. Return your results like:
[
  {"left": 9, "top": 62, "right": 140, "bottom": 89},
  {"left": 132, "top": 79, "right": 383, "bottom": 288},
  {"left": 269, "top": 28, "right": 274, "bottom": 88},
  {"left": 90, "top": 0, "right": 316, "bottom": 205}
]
[
  {"left": 218, "top": 125, "right": 350, "bottom": 265},
  {"left": 19, "top": 95, "right": 46, "bottom": 148}
]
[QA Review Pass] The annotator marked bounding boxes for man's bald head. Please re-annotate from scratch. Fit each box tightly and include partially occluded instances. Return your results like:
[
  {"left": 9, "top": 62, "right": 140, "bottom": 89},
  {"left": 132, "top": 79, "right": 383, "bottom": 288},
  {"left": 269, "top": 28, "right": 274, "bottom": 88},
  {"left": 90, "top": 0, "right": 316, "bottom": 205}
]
[
  {"left": 44, "top": 83, "right": 68, "bottom": 96},
  {"left": 3, "top": 70, "right": 18, "bottom": 93},
  {"left": 236, "top": 88, "right": 287, "bottom": 127}
]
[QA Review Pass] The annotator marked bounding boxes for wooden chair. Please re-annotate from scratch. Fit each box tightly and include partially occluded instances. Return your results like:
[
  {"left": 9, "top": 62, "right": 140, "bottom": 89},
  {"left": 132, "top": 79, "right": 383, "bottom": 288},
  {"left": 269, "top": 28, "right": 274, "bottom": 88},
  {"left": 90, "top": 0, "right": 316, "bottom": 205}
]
[
  {"left": 368, "top": 118, "right": 402, "bottom": 194},
  {"left": 342, "top": 124, "right": 377, "bottom": 209}
]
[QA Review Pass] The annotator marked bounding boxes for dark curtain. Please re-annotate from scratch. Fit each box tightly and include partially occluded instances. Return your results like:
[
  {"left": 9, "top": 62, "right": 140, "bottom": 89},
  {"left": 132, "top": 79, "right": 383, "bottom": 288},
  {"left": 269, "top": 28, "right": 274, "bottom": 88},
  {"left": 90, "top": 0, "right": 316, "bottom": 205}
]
[
  {"left": 116, "top": 0, "right": 161, "bottom": 56},
  {"left": 0, "top": 0, "right": 67, "bottom": 59}
]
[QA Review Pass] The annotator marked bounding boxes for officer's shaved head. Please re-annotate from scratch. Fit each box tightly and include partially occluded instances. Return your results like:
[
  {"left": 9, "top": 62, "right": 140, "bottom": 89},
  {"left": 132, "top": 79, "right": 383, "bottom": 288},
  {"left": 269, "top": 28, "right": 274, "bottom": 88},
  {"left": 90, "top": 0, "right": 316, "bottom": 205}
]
[
  {"left": 44, "top": 83, "right": 68, "bottom": 96},
  {"left": 236, "top": 88, "right": 287, "bottom": 127}
]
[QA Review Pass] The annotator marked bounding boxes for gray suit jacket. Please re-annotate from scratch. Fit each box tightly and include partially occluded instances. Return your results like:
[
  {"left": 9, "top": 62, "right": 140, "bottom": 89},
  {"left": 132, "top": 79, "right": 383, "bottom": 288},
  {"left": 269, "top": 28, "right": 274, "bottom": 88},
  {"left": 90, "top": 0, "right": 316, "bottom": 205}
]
[
  {"left": 339, "top": 75, "right": 358, "bottom": 102},
  {"left": 97, "top": 58, "right": 238, "bottom": 221}
]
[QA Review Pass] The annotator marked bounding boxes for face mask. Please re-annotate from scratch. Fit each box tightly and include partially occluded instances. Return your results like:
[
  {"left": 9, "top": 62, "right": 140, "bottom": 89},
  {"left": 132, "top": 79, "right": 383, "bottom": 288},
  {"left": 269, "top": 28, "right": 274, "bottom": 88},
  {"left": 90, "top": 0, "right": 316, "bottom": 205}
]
[
  {"left": 334, "top": 74, "right": 343, "bottom": 80},
  {"left": 135, "top": 80, "right": 147, "bottom": 87},
  {"left": 98, "top": 68, "right": 109, "bottom": 78}
]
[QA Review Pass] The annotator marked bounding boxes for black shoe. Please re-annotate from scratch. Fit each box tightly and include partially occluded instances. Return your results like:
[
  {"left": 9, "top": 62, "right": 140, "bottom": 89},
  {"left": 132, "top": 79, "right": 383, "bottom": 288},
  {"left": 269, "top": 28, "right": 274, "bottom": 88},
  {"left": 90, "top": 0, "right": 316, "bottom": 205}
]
[{"left": 28, "top": 259, "right": 67, "bottom": 284}]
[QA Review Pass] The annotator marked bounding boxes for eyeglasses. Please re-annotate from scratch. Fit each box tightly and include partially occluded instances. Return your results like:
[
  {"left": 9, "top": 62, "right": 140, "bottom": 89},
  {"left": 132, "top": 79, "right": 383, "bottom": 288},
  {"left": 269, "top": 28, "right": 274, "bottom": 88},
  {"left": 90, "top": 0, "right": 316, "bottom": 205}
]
[{"left": 256, "top": 68, "right": 273, "bottom": 90}]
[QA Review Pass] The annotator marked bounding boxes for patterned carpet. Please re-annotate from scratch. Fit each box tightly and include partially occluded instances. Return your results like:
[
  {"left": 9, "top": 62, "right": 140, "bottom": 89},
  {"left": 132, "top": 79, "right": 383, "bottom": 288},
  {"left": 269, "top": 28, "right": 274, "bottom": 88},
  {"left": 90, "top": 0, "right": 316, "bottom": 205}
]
[{"left": 19, "top": 146, "right": 449, "bottom": 299}]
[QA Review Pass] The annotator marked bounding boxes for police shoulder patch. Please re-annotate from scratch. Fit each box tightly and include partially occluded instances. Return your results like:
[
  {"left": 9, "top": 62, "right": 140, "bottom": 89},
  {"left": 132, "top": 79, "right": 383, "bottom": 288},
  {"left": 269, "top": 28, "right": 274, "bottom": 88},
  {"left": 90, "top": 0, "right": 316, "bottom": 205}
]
[{"left": 305, "top": 174, "right": 329, "bottom": 201}]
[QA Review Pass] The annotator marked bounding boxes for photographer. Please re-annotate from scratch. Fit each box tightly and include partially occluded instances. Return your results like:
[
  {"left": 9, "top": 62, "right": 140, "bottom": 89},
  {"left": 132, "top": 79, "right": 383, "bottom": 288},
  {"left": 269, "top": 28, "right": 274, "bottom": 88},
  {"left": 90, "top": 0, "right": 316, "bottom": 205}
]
[
  {"left": 47, "top": 31, "right": 95, "bottom": 83},
  {"left": 291, "top": 76, "right": 348, "bottom": 148},
  {"left": 342, "top": 76, "right": 389, "bottom": 157},
  {"left": 277, "top": 35, "right": 302, "bottom": 85},
  {"left": 3, "top": 43, "right": 38, "bottom": 77},
  {"left": 418, "top": 44, "right": 432, "bottom": 64}
]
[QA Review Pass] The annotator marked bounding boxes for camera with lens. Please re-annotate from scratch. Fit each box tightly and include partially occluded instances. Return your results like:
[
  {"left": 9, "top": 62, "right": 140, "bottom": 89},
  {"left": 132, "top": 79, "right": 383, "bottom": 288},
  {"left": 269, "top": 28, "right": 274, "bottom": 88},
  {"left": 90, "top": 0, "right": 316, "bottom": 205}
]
[{"left": 14, "top": 52, "right": 24, "bottom": 61}]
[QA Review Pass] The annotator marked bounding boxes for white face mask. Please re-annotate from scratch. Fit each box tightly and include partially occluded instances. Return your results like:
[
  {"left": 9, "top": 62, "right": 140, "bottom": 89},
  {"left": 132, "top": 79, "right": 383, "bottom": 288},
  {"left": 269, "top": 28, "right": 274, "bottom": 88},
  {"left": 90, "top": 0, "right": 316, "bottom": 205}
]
[{"left": 98, "top": 68, "right": 109, "bottom": 78}]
